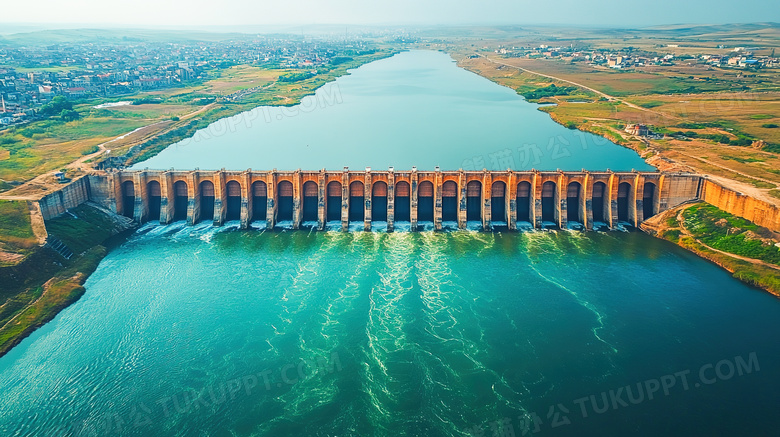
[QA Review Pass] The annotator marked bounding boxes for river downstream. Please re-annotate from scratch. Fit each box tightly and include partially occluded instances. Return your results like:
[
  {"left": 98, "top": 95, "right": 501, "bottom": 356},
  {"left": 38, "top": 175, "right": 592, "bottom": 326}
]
[{"left": 0, "top": 226, "right": 778, "bottom": 436}]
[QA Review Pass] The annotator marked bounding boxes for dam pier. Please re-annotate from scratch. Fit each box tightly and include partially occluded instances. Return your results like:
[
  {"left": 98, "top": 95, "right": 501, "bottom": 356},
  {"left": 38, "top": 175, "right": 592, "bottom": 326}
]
[{"left": 101, "top": 168, "right": 702, "bottom": 231}]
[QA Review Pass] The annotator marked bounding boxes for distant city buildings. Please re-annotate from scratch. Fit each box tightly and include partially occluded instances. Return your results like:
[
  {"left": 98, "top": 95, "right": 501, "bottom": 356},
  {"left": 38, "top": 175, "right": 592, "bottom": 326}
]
[
  {"left": 493, "top": 44, "right": 778, "bottom": 70},
  {"left": 0, "top": 36, "right": 380, "bottom": 127}
]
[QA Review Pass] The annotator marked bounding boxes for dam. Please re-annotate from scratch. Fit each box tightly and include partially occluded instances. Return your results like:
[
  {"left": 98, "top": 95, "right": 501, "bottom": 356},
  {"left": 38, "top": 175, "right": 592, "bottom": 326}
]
[{"left": 96, "top": 168, "right": 702, "bottom": 231}]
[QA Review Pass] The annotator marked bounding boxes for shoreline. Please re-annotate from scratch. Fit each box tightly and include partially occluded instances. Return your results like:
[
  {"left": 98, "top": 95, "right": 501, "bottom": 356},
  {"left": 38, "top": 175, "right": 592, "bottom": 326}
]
[
  {"left": 522, "top": 77, "right": 780, "bottom": 295},
  {"left": 642, "top": 204, "right": 780, "bottom": 297},
  {"left": 540, "top": 94, "right": 780, "bottom": 296},
  {"left": 0, "top": 203, "right": 137, "bottom": 358}
]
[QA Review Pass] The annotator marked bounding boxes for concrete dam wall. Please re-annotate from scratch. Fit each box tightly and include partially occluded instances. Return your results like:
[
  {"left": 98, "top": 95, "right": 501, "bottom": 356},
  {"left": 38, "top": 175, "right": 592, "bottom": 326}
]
[
  {"left": 700, "top": 179, "right": 780, "bottom": 233},
  {"left": 97, "top": 168, "right": 702, "bottom": 231},
  {"left": 38, "top": 177, "right": 93, "bottom": 221}
]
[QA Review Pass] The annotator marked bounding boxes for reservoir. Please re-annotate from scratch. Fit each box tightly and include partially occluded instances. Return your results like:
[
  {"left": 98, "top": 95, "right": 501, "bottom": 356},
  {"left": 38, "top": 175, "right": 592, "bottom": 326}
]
[
  {"left": 1, "top": 50, "right": 777, "bottom": 437},
  {"left": 133, "top": 51, "right": 654, "bottom": 172}
]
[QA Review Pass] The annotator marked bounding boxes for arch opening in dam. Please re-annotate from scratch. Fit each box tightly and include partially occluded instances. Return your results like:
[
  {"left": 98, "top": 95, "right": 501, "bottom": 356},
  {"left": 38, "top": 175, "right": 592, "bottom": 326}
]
[
  {"left": 491, "top": 181, "right": 506, "bottom": 224},
  {"left": 541, "top": 181, "right": 557, "bottom": 225},
  {"left": 147, "top": 180, "right": 161, "bottom": 222},
  {"left": 372, "top": 181, "right": 388, "bottom": 222},
  {"left": 395, "top": 181, "right": 411, "bottom": 222},
  {"left": 349, "top": 181, "right": 365, "bottom": 222},
  {"left": 418, "top": 181, "right": 434, "bottom": 222},
  {"left": 174, "top": 181, "right": 189, "bottom": 221},
  {"left": 466, "top": 180, "right": 481, "bottom": 222},
  {"left": 252, "top": 181, "right": 267, "bottom": 223},
  {"left": 592, "top": 181, "right": 607, "bottom": 223},
  {"left": 618, "top": 182, "right": 631, "bottom": 222},
  {"left": 278, "top": 181, "right": 294, "bottom": 222},
  {"left": 643, "top": 182, "right": 657, "bottom": 221},
  {"left": 442, "top": 180, "right": 458, "bottom": 222},
  {"left": 516, "top": 181, "right": 532, "bottom": 223},
  {"left": 327, "top": 181, "right": 342, "bottom": 223},
  {"left": 121, "top": 181, "right": 135, "bottom": 218},
  {"left": 199, "top": 180, "right": 215, "bottom": 222},
  {"left": 567, "top": 181, "right": 582, "bottom": 224},
  {"left": 226, "top": 180, "right": 242, "bottom": 221},
  {"left": 303, "top": 181, "right": 319, "bottom": 222}
]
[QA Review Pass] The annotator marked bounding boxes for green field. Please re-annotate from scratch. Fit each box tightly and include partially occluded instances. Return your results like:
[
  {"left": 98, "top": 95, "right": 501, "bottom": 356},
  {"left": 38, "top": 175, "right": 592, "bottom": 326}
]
[
  {"left": 0, "top": 203, "right": 132, "bottom": 356},
  {"left": 682, "top": 203, "right": 780, "bottom": 265},
  {"left": 0, "top": 116, "right": 147, "bottom": 181},
  {"left": 657, "top": 203, "right": 780, "bottom": 294},
  {"left": 8, "top": 65, "right": 82, "bottom": 73},
  {"left": 0, "top": 200, "right": 37, "bottom": 260},
  {"left": 455, "top": 49, "right": 780, "bottom": 192}
]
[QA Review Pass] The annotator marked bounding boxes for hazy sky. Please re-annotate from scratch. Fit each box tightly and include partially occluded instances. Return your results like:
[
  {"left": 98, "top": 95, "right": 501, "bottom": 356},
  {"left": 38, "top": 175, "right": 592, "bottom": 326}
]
[{"left": 2, "top": 0, "right": 778, "bottom": 28}]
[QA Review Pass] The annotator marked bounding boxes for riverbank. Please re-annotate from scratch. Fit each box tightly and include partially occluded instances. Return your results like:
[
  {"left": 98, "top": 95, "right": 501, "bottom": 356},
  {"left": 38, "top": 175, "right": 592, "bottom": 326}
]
[
  {"left": 642, "top": 202, "right": 780, "bottom": 296},
  {"left": 0, "top": 203, "right": 135, "bottom": 357},
  {"left": 118, "top": 49, "right": 401, "bottom": 168}
]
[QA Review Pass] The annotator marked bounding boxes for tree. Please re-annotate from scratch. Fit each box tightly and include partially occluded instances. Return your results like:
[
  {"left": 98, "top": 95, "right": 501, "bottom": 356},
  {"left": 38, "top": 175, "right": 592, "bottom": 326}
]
[
  {"left": 39, "top": 96, "right": 73, "bottom": 117},
  {"left": 60, "top": 109, "right": 80, "bottom": 122}
]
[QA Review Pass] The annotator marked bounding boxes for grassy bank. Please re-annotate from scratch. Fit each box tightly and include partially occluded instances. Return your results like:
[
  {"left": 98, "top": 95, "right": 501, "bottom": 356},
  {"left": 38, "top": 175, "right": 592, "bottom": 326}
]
[
  {"left": 656, "top": 203, "right": 780, "bottom": 295},
  {"left": 675, "top": 238, "right": 780, "bottom": 296},
  {"left": 0, "top": 200, "right": 38, "bottom": 264},
  {"left": 0, "top": 112, "right": 151, "bottom": 182},
  {"left": 0, "top": 203, "right": 134, "bottom": 357},
  {"left": 681, "top": 204, "right": 780, "bottom": 264}
]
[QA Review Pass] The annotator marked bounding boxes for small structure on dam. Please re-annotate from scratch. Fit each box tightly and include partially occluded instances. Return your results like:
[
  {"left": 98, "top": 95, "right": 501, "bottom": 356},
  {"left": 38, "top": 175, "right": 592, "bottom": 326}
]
[{"left": 98, "top": 168, "right": 703, "bottom": 231}]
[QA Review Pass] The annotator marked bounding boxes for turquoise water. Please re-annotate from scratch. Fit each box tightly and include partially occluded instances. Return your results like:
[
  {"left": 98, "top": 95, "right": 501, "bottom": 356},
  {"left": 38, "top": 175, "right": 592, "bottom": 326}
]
[
  {"left": 133, "top": 50, "right": 654, "bottom": 172},
  {"left": 1, "top": 226, "right": 778, "bottom": 436}
]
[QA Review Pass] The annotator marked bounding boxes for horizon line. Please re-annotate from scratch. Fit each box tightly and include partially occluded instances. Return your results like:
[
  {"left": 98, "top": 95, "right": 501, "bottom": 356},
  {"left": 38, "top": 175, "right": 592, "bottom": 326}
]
[{"left": 0, "top": 21, "right": 778, "bottom": 34}]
